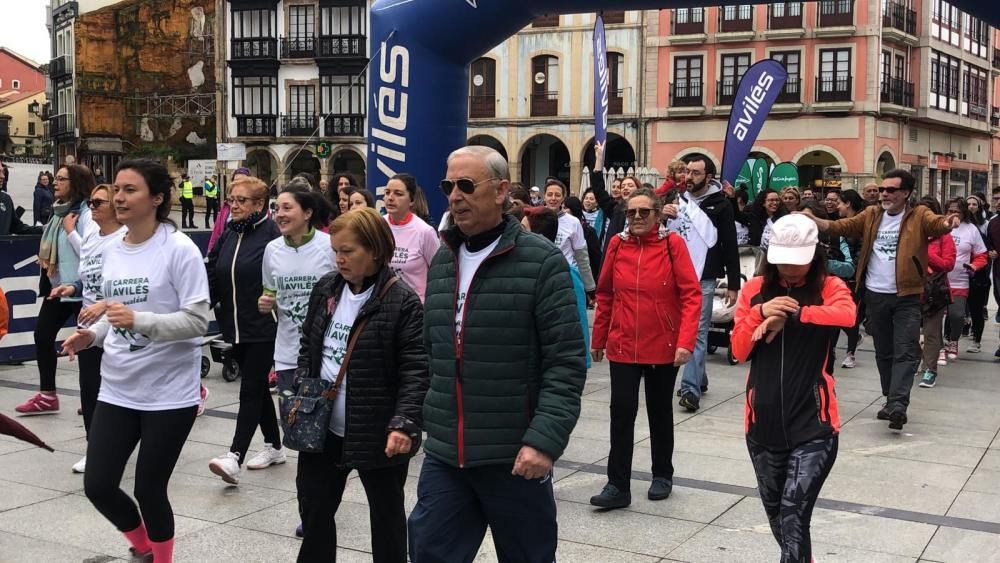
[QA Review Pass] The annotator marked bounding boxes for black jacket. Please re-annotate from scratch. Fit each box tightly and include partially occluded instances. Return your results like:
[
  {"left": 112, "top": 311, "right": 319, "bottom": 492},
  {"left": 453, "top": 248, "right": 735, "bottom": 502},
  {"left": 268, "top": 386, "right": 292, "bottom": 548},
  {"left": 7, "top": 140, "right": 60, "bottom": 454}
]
[
  {"left": 296, "top": 267, "right": 428, "bottom": 470},
  {"left": 693, "top": 184, "right": 741, "bottom": 289},
  {"left": 0, "top": 191, "right": 40, "bottom": 236},
  {"left": 207, "top": 217, "right": 280, "bottom": 343},
  {"left": 589, "top": 171, "right": 626, "bottom": 252},
  {"left": 33, "top": 185, "right": 53, "bottom": 226}
]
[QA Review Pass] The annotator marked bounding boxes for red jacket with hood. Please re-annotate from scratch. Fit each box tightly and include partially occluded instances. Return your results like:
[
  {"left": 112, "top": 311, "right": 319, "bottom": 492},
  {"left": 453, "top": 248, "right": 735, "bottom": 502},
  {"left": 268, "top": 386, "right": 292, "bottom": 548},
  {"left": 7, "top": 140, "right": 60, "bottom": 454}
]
[{"left": 591, "top": 228, "right": 702, "bottom": 364}]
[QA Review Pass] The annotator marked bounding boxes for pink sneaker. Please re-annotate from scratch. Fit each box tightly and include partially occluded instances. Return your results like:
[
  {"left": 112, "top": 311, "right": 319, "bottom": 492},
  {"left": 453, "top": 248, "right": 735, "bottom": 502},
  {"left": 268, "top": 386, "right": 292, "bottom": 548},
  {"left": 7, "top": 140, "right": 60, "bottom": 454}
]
[
  {"left": 15, "top": 393, "right": 60, "bottom": 416},
  {"left": 268, "top": 370, "right": 278, "bottom": 394},
  {"left": 197, "top": 385, "right": 210, "bottom": 417}
]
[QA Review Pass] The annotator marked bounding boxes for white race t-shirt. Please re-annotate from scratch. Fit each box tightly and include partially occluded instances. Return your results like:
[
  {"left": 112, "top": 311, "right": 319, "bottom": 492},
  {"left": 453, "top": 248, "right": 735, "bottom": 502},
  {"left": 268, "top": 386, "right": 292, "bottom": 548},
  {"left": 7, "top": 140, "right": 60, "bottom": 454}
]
[
  {"left": 760, "top": 217, "right": 775, "bottom": 250},
  {"left": 865, "top": 210, "right": 903, "bottom": 294},
  {"left": 555, "top": 213, "right": 586, "bottom": 267},
  {"left": 78, "top": 223, "right": 127, "bottom": 308},
  {"left": 666, "top": 193, "right": 718, "bottom": 279},
  {"left": 321, "top": 283, "right": 374, "bottom": 437},
  {"left": 948, "top": 222, "right": 988, "bottom": 290},
  {"left": 263, "top": 231, "right": 337, "bottom": 370},
  {"left": 387, "top": 215, "right": 441, "bottom": 303},
  {"left": 735, "top": 221, "right": 750, "bottom": 245},
  {"left": 456, "top": 239, "right": 500, "bottom": 337},
  {"left": 99, "top": 225, "right": 210, "bottom": 410}
]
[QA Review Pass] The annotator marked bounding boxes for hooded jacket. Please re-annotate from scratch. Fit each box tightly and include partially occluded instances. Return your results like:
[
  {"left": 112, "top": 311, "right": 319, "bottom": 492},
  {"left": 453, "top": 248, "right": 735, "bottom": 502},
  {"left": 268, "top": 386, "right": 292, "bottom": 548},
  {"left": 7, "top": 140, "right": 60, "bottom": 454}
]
[{"left": 690, "top": 179, "right": 741, "bottom": 289}]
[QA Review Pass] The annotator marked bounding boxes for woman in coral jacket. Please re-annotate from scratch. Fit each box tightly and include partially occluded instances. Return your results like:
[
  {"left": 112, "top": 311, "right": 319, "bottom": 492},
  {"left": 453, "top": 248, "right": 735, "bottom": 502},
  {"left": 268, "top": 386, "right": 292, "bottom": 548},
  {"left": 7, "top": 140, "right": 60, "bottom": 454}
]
[
  {"left": 731, "top": 214, "right": 856, "bottom": 563},
  {"left": 589, "top": 187, "right": 702, "bottom": 510}
]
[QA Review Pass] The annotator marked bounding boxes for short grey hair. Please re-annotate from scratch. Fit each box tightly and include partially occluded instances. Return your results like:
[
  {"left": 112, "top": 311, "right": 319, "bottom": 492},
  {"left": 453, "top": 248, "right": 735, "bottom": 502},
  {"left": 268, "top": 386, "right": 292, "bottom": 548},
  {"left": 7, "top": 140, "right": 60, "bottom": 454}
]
[{"left": 447, "top": 145, "right": 511, "bottom": 182}]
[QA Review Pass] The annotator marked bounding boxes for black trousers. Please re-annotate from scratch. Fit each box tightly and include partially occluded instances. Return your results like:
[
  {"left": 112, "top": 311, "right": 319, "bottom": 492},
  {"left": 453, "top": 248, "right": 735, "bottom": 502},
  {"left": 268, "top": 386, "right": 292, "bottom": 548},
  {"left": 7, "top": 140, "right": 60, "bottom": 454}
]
[
  {"left": 297, "top": 431, "right": 408, "bottom": 563},
  {"left": 968, "top": 283, "right": 990, "bottom": 343},
  {"left": 180, "top": 197, "right": 194, "bottom": 227},
  {"left": 33, "top": 292, "right": 81, "bottom": 392},
  {"left": 747, "top": 435, "right": 839, "bottom": 563},
  {"left": 229, "top": 341, "right": 280, "bottom": 463},
  {"left": 84, "top": 401, "right": 197, "bottom": 542},
  {"left": 77, "top": 347, "right": 102, "bottom": 438},
  {"left": 846, "top": 292, "right": 865, "bottom": 354},
  {"left": 865, "top": 291, "right": 921, "bottom": 411},
  {"left": 607, "top": 361, "right": 677, "bottom": 490},
  {"left": 204, "top": 197, "right": 219, "bottom": 227}
]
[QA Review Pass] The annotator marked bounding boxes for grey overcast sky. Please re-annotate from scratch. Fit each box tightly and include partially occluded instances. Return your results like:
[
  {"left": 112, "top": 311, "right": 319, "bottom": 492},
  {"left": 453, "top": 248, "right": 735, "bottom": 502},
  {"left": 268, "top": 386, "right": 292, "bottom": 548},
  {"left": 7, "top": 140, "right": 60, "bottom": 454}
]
[{"left": 3, "top": 0, "right": 52, "bottom": 66}]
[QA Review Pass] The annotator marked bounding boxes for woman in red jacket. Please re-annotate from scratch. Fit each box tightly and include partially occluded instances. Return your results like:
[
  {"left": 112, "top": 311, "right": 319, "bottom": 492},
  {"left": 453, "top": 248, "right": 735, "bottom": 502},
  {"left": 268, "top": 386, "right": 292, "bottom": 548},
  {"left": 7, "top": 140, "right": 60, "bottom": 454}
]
[
  {"left": 589, "top": 187, "right": 702, "bottom": 509},
  {"left": 731, "top": 214, "right": 856, "bottom": 563},
  {"left": 917, "top": 198, "right": 956, "bottom": 389}
]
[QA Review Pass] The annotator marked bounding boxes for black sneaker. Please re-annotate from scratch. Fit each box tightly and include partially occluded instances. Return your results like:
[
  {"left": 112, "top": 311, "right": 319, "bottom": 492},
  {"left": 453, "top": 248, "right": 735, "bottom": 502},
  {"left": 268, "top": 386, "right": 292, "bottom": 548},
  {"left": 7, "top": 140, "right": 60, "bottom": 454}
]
[
  {"left": 648, "top": 478, "right": 673, "bottom": 501},
  {"left": 889, "top": 407, "right": 907, "bottom": 431},
  {"left": 679, "top": 393, "right": 700, "bottom": 412},
  {"left": 876, "top": 404, "right": 891, "bottom": 420},
  {"left": 701, "top": 384, "right": 708, "bottom": 394},
  {"left": 590, "top": 483, "right": 631, "bottom": 509}
]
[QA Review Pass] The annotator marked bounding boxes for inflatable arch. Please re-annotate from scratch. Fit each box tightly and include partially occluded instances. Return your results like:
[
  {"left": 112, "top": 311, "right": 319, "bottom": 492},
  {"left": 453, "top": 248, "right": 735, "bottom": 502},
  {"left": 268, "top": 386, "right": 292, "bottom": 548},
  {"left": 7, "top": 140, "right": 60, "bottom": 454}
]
[{"left": 366, "top": 0, "right": 997, "bottom": 221}]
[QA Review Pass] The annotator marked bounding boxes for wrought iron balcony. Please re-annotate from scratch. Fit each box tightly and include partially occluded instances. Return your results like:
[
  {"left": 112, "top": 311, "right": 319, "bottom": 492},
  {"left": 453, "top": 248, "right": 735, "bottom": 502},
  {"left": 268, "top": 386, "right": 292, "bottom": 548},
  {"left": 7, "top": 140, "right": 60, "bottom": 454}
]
[
  {"left": 230, "top": 37, "right": 278, "bottom": 60},
  {"left": 48, "top": 113, "right": 75, "bottom": 137},
  {"left": 717, "top": 79, "right": 737, "bottom": 106},
  {"left": 816, "top": 75, "right": 852, "bottom": 103},
  {"left": 882, "top": 1, "right": 916, "bottom": 35},
  {"left": 671, "top": 10, "right": 705, "bottom": 35},
  {"left": 280, "top": 36, "right": 315, "bottom": 59},
  {"left": 323, "top": 114, "right": 365, "bottom": 137},
  {"left": 768, "top": 3, "right": 803, "bottom": 29},
  {"left": 282, "top": 114, "right": 318, "bottom": 137},
  {"left": 316, "top": 35, "right": 366, "bottom": 58},
  {"left": 236, "top": 115, "right": 277, "bottom": 137},
  {"left": 609, "top": 90, "right": 624, "bottom": 115},
  {"left": 880, "top": 78, "right": 914, "bottom": 107},
  {"left": 530, "top": 91, "right": 559, "bottom": 117},
  {"left": 776, "top": 79, "right": 801, "bottom": 104},
  {"left": 670, "top": 80, "right": 703, "bottom": 107},
  {"left": 818, "top": 0, "right": 854, "bottom": 27},
  {"left": 719, "top": 7, "right": 753, "bottom": 32},
  {"left": 49, "top": 54, "right": 73, "bottom": 79}
]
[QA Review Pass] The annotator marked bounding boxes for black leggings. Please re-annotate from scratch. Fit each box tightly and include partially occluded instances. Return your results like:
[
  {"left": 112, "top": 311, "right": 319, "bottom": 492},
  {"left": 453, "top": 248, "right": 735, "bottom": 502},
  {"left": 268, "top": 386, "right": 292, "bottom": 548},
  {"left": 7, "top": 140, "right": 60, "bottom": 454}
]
[
  {"left": 84, "top": 401, "right": 197, "bottom": 542},
  {"left": 33, "top": 294, "right": 80, "bottom": 391},
  {"left": 607, "top": 362, "right": 676, "bottom": 490},
  {"left": 230, "top": 341, "right": 280, "bottom": 463},
  {"left": 968, "top": 283, "right": 990, "bottom": 343},
  {"left": 747, "top": 435, "right": 839, "bottom": 563},
  {"left": 77, "top": 347, "right": 102, "bottom": 438}
]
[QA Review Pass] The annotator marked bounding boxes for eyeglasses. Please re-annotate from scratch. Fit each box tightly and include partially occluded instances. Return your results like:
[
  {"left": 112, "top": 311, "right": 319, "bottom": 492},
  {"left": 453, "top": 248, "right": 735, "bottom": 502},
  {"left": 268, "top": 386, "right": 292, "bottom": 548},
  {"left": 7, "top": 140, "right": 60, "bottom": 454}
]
[
  {"left": 87, "top": 199, "right": 109, "bottom": 209},
  {"left": 439, "top": 177, "right": 499, "bottom": 196},
  {"left": 226, "top": 196, "right": 261, "bottom": 206},
  {"left": 55, "top": 176, "right": 70, "bottom": 182},
  {"left": 878, "top": 187, "right": 901, "bottom": 194},
  {"left": 625, "top": 208, "right": 655, "bottom": 220}
]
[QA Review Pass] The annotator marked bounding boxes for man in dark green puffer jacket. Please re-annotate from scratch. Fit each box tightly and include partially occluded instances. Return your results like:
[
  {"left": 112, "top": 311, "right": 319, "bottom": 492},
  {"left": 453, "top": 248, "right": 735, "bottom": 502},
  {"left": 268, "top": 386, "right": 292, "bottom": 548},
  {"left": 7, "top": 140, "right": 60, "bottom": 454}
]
[{"left": 408, "top": 146, "right": 586, "bottom": 562}]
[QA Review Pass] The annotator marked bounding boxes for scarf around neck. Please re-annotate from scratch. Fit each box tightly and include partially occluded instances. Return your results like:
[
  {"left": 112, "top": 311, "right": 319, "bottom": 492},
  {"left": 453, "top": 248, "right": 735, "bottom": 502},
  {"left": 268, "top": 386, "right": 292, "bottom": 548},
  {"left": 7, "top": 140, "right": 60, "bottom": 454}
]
[
  {"left": 227, "top": 211, "right": 267, "bottom": 234},
  {"left": 38, "top": 200, "right": 75, "bottom": 278}
]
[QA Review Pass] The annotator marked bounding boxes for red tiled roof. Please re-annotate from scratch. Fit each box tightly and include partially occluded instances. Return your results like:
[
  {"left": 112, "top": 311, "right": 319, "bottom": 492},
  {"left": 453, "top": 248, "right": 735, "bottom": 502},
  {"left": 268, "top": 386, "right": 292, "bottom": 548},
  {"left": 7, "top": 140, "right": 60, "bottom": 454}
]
[{"left": 0, "top": 89, "right": 46, "bottom": 109}]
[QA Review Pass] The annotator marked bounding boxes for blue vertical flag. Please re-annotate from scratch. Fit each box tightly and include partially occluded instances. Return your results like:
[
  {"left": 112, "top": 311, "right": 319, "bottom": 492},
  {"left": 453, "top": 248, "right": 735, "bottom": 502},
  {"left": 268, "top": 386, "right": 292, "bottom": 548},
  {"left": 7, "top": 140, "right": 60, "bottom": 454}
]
[
  {"left": 721, "top": 60, "right": 788, "bottom": 185},
  {"left": 593, "top": 14, "right": 608, "bottom": 158}
]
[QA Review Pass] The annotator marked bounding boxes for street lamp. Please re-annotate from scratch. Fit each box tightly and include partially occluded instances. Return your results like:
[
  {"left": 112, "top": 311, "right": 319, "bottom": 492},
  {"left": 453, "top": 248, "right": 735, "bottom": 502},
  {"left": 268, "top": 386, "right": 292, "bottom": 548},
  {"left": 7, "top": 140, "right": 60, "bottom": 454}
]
[{"left": 28, "top": 100, "right": 39, "bottom": 115}]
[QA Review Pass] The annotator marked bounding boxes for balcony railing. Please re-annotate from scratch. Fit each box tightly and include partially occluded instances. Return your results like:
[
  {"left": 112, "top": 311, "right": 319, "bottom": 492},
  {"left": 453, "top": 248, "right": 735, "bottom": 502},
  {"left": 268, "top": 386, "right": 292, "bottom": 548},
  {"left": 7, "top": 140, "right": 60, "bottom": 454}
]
[
  {"left": 816, "top": 75, "right": 852, "bottom": 103},
  {"left": 609, "top": 90, "right": 624, "bottom": 115},
  {"left": 882, "top": 1, "right": 916, "bottom": 35},
  {"left": 323, "top": 114, "right": 365, "bottom": 137},
  {"left": 530, "top": 91, "right": 559, "bottom": 117},
  {"left": 316, "top": 35, "right": 365, "bottom": 58},
  {"left": 768, "top": 4, "right": 803, "bottom": 29},
  {"left": 236, "top": 115, "right": 277, "bottom": 137},
  {"left": 818, "top": 0, "right": 854, "bottom": 27},
  {"left": 776, "top": 79, "right": 801, "bottom": 103},
  {"left": 281, "top": 114, "right": 318, "bottom": 136},
  {"left": 968, "top": 102, "right": 988, "bottom": 122},
  {"left": 469, "top": 95, "right": 496, "bottom": 119},
  {"left": 719, "top": 8, "right": 753, "bottom": 32},
  {"left": 672, "top": 10, "right": 705, "bottom": 34},
  {"left": 49, "top": 54, "right": 73, "bottom": 79},
  {"left": 670, "top": 80, "right": 703, "bottom": 107},
  {"left": 48, "top": 113, "right": 75, "bottom": 137},
  {"left": 280, "top": 36, "right": 315, "bottom": 59},
  {"left": 717, "top": 78, "right": 738, "bottom": 105},
  {"left": 230, "top": 37, "right": 278, "bottom": 60},
  {"left": 880, "top": 77, "right": 914, "bottom": 107}
]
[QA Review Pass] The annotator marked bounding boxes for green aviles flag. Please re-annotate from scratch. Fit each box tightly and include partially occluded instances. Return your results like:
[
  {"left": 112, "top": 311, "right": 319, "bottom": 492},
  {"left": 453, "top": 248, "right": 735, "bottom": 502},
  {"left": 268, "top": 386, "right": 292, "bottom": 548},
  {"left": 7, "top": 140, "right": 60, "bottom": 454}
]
[
  {"left": 768, "top": 162, "right": 800, "bottom": 191},
  {"left": 749, "top": 158, "right": 769, "bottom": 200},
  {"left": 736, "top": 160, "right": 753, "bottom": 198}
]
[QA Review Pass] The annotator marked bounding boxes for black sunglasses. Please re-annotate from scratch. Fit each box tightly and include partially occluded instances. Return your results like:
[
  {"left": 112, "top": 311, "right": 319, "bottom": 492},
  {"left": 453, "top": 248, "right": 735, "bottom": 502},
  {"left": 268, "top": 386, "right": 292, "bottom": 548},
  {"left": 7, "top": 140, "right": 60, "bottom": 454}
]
[
  {"left": 87, "top": 199, "right": 109, "bottom": 209},
  {"left": 878, "top": 187, "right": 901, "bottom": 194},
  {"left": 625, "top": 208, "right": 655, "bottom": 220},
  {"left": 440, "top": 177, "right": 499, "bottom": 196}
]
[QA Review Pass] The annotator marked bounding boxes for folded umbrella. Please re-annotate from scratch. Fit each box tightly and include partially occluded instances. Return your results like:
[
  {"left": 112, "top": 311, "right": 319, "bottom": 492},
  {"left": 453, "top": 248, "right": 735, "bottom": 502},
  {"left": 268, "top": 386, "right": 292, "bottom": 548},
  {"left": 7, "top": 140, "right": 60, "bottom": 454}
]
[{"left": 0, "top": 413, "right": 54, "bottom": 452}]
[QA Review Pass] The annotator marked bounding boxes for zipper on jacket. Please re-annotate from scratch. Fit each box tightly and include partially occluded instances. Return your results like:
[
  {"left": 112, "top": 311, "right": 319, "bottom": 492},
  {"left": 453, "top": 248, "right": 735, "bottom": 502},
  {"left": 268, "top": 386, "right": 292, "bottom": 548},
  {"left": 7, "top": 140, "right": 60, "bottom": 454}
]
[
  {"left": 231, "top": 232, "right": 244, "bottom": 344},
  {"left": 779, "top": 286, "right": 791, "bottom": 448},
  {"left": 634, "top": 240, "right": 644, "bottom": 363}
]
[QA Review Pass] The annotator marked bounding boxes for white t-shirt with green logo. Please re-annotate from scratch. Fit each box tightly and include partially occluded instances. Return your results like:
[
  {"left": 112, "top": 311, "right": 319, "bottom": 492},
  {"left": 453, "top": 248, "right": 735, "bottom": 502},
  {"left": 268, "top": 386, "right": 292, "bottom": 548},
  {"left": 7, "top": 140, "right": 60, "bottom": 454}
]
[
  {"left": 98, "top": 225, "right": 210, "bottom": 410},
  {"left": 78, "top": 224, "right": 127, "bottom": 308},
  {"left": 865, "top": 210, "right": 903, "bottom": 294},
  {"left": 322, "top": 283, "right": 374, "bottom": 437},
  {"left": 262, "top": 232, "right": 337, "bottom": 370}
]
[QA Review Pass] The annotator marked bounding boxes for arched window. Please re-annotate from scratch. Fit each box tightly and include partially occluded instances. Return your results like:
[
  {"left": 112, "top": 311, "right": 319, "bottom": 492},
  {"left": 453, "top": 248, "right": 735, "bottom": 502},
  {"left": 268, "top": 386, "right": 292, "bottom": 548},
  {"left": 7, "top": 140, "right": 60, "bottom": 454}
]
[
  {"left": 469, "top": 58, "right": 496, "bottom": 119},
  {"left": 531, "top": 55, "right": 558, "bottom": 117},
  {"left": 607, "top": 52, "right": 624, "bottom": 115}
]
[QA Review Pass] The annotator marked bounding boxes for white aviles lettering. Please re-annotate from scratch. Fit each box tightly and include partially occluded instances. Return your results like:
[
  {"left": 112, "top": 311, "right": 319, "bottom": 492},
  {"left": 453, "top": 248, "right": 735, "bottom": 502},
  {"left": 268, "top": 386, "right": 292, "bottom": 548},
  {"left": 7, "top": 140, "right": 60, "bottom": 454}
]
[
  {"left": 733, "top": 71, "right": 775, "bottom": 142},
  {"left": 466, "top": 0, "right": 478, "bottom": 7},
  {"left": 373, "top": 42, "right": 411, "bottom": 212},
  {"left": 596, "top": 35, "right": 609, "bottom": 131}
]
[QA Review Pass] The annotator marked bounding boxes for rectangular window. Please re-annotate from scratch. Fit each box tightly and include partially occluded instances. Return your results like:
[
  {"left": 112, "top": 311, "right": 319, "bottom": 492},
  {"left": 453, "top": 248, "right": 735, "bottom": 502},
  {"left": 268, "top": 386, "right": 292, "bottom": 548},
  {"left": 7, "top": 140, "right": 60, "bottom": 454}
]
[
  {"left": 321, "top": 74, "right": 366, "bottom": 116},
  {"left": 11, "top": 80, "right": 19, "bottom": 89},
  {"left": 232, "top": 75, "right": 278, "bottom": 116},
  {"left": 881, "top": 50, "right": 891, "bottom": 90},
  {"left": 772, "top": 51, "right": 801, "bottom": 102},
  {"left": 673, "top": 7, "right": 704, "bottom": 34},
  {"left": 719, "top": 53, "right": 751, "bottom": 104},
  {"left": 720, "top": 4, "right": 752, "bottom": 32},
  {"left": 932, "top": 0, "right": 960, "bottom": 46},
  {"left": 672, "top": 55, "right": 703, "bottom": 106},
  {"left": 963, "top": 65, "right": 988, "bottom": 120},
  {"left": 27, "top": 122, "right": 35, "bottom": 136},
  {"left": 894, "top": 54, "right": 905, "bottom": 80},
  {"left": 930, "top": 50, "right": 960, "bottom": 112},
  {"left": 963, "top": 14, "right": 988, "bottom": 58},
  {"left": 232, "top": 9, "right": 275, "bottom": 38},
  {"left": 320, "top": 4, "right": 366, "bottom": 36},
  {"left": 288, "top": 5, "right": 314, "bottom": 40},
  {"left": 818, "top": 0, "right": 853, "bottom": 26},
  {"left": 818, "top": 48, "right": 852, "bottom": 101}
]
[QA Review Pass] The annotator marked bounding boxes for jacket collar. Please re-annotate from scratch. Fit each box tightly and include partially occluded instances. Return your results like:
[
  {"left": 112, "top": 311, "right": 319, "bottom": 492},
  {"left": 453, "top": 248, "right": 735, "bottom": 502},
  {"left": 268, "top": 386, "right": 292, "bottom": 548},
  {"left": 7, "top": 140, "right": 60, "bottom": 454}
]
[
  {"left": 617, "top": 224, "right": 669, "bottom": 242},
  {"left": 442, "top": 214, "right": 520, "bottom": 256},
  {"left": 325, "top": 265, "right": 394, "bottom": 318}
]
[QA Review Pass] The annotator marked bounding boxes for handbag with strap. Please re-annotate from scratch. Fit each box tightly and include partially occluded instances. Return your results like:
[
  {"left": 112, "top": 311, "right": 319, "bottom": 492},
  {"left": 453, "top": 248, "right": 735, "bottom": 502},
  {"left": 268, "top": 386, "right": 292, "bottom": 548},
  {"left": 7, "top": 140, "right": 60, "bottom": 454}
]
[{"left": 281, "top": 276, "right": 398, "bottom": 453}]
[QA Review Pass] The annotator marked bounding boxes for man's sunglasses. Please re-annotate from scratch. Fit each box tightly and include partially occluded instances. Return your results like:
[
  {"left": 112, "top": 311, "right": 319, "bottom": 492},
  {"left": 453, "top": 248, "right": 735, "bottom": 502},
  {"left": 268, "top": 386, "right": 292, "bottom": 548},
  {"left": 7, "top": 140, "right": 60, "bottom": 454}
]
[
  {"left": 878, "top": 186, "right": 901, "bottom": 194},
  {"left": 439, "top": 177, "right": 499, "bottom": 196},
  {"left": 625, "top": 207, "right": 655, "bottom": 220}
]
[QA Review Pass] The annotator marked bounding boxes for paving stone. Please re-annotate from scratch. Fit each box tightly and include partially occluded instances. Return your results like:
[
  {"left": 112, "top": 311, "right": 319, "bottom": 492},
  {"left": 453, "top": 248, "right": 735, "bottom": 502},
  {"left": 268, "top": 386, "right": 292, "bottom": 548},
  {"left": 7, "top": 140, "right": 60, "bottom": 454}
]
[
  {"left": 554, "top": 499, "right": 705, "bottom": 558},
  {"left": 0, "top": 479, "right": 67, "bottom": 513},
  {"left": 0, "top": 529, "right": 112, "bottom": 563},
  {"left": 922, "top": 525, "right": 1000, "bottom": 563},
  {"left": 946, "top": 490, "right": 1000, "bottom": 524}
]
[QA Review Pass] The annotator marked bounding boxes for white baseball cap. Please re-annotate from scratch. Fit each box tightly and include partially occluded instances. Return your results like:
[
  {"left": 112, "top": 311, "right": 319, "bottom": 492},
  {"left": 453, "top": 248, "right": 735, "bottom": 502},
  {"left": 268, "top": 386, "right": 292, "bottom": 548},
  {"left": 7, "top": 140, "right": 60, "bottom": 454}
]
[
  {"left": 767, "top": 214, "right": 818, "bottom": 266},
  {"left": 530, "top": 186, "right": 540, "bottom": 193}
]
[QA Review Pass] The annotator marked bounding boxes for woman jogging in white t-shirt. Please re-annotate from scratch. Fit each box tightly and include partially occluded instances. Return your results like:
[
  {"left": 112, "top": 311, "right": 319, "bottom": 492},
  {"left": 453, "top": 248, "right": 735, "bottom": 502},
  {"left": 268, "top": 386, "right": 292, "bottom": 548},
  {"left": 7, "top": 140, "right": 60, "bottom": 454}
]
[
  {"left": 62, "top": 159, "right": 210, "bottom": 563},
  {"left": 542, "top": 178, "right": 597, "bottom": 298}
]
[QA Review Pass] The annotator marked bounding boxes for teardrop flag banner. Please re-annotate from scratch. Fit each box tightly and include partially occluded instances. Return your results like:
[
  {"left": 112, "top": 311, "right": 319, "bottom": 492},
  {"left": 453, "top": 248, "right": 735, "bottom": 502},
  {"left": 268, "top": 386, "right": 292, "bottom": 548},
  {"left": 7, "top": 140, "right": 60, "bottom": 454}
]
[
  {"left": 750, "top": 158, "right": 770, "bottom": 199},
  {"left": 593, "top": 15, "right": 608, "bottom": 156},
  {"left": 769, "top": 162, "right": 800, "bottom": 191},
  {"left": 720, "top": 60, "right": 788, "bottom": 186},
  {"left": 736, "top": 160, "right": 753, "bottom": 196}
]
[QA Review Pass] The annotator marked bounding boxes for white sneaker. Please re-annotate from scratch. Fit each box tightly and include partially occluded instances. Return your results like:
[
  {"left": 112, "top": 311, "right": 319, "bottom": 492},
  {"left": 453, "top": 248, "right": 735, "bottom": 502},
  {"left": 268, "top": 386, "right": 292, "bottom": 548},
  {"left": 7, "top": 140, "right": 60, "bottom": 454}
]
[
  {"left": 246, "top": 444, "right": 287, "bottom": 470},
  {"left": 208, "top": 452, "right": 241, "bottom": 484},
  {"left": 72, "top": 456, "right": 86, "bottom": 474},
  {"left": 937, "top": 349, "right": 948, "bottom": 366},
  {"left": 841, "top": 353, "right": 856, "bottom": 369}
]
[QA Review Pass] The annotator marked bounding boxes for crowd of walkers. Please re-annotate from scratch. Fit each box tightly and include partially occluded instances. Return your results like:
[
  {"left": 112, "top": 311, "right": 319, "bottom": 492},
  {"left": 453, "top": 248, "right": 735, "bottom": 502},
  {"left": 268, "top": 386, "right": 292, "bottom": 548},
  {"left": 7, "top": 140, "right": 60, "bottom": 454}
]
[{"left": 1, "top": 145, "right": 990, "bottom": 563}]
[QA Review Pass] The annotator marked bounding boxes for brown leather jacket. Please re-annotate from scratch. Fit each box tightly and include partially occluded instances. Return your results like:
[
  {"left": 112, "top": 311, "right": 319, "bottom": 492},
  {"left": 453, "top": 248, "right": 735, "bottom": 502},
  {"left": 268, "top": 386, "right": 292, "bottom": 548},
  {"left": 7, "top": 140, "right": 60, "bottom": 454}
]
[{"left": 826, "top": 205, "right": 953, "bottom": 297}]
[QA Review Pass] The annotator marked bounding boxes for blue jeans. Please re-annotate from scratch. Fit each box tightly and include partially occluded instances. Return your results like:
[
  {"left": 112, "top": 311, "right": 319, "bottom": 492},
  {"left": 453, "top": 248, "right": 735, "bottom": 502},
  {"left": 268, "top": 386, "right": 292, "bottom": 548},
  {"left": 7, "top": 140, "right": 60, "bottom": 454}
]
[{"left": 681, "top": 279, "right": 716, "bottom": 398}]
